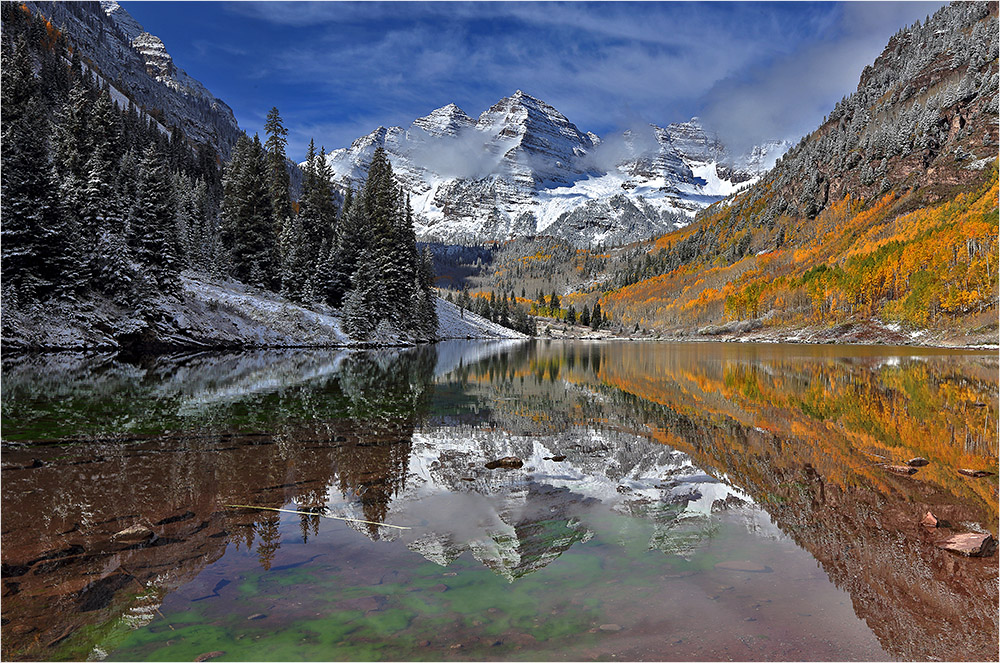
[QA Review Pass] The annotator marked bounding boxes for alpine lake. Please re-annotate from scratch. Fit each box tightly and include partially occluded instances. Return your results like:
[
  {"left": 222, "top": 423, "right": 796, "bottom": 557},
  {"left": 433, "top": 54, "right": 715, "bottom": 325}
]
[{"left": 2, "top": 340, "right": 997, "bottom": 662}]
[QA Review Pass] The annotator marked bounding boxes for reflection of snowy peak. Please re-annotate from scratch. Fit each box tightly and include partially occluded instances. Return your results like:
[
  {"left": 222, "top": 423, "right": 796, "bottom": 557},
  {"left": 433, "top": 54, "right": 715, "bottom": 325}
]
[
  {"left": 320, "top": 93, "right": 788, "bottom": 246},
  {"left": 321, "top": 424, "right": 755, "bottom": 581}
]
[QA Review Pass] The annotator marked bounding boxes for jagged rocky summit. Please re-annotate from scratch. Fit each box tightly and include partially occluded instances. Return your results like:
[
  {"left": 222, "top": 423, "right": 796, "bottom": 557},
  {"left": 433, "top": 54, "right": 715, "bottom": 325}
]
[{"left": 319, "top": 90, "right": 789, "bottom": 246}]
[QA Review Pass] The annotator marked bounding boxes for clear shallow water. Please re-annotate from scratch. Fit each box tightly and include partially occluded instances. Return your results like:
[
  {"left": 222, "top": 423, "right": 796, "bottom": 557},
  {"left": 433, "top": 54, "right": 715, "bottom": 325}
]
[{"left": 1, "top": 341, "right": 997, "bottom": 661}]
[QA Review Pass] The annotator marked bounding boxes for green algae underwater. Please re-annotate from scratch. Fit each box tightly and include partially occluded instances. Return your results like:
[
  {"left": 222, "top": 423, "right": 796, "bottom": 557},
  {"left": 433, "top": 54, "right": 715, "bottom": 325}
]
[{"left": 2, "top": 341, "right": 996, "bottom": 661}]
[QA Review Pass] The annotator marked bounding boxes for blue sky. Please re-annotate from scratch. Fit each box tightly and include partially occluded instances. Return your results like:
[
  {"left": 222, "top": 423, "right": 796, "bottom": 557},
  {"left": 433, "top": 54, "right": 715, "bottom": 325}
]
[{"left": 123, "top": 1, "right": 944, "bottom": 160}]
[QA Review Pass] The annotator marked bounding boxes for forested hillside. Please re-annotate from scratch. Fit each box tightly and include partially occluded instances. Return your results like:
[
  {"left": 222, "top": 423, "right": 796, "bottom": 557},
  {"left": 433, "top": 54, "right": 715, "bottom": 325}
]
[
  {"left": 595, "top": 2, "right": 998, "bottom": 344},
  {"left": 1, "top": 3, "right": 438, "bottom": 348}
]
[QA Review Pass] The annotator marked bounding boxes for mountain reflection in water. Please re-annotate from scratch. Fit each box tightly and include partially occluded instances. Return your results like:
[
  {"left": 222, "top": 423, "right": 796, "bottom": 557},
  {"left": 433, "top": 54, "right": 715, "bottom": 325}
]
[{"left": 1, "top": 341, "right": 996, "bottom": 662}]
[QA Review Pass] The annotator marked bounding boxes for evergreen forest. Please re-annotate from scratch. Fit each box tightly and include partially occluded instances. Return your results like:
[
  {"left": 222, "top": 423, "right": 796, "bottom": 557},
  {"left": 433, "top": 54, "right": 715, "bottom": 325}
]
[{"left": 1, "top": 4, "right": 437, "bottom": 343}]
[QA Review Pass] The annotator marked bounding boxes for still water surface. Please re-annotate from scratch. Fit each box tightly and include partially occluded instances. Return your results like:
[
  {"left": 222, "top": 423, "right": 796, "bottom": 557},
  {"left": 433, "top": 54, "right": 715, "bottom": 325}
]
[{"left": 2, "top": 341, "right": 997, "bottom": 661}]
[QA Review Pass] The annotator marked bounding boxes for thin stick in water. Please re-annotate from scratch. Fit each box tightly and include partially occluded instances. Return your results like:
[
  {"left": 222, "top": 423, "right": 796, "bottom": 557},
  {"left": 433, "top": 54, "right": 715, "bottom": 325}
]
[{"left": 223, "top": 504, "right": 411, "bottom": 530}]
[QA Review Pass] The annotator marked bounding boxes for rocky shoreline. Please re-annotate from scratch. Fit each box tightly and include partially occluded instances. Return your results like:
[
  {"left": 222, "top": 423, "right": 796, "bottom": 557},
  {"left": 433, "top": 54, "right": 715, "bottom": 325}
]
[{"left": 533, "top": 316, "right": 998, "bottom": 350}]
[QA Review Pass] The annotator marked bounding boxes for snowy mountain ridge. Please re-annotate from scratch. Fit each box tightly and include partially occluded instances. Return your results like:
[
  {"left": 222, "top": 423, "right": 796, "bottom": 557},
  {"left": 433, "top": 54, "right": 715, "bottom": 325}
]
[{"left": 319, "top": 91, "right": 790, "bottom": 247}]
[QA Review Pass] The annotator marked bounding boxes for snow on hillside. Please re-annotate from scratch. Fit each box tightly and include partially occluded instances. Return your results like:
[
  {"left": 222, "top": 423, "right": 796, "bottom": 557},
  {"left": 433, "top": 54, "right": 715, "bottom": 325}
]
[
  {"left": 435, "top": 298, "right": 529, "bottom": 340},
  {"left": 2, "top": 274, "right": 526, "bottom": 351}
]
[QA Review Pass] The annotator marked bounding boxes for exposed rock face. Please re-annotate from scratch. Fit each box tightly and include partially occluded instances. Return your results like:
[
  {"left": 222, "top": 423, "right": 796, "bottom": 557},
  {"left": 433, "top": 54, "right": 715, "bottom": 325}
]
[
  {"left": 321, "top": 91, "right": 787, "bottom": 246},
  {"left": 27, "top": 1, "right": 241, "bottom": 158},
  {"left": 703, "top": 2, "right": 999, "bottom": 227},
  {"left": 936, "top": 533, "right": 996, "bottom": 557}
]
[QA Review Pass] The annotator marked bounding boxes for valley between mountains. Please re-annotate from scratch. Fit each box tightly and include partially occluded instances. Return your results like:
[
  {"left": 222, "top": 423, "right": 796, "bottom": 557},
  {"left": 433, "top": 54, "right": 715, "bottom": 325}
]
[{"left": 1, "top": 1, "right": 997, "bottom": 350}]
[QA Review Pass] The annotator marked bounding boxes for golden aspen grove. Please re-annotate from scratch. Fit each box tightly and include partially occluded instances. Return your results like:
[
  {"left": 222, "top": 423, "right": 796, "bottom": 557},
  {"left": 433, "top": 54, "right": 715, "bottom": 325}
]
[
  {"left": 543, "top": 3, "right": 1000, "bottom": 345},
  {"left": 600, "top": 163, "right": 998, "bottom": 335}
]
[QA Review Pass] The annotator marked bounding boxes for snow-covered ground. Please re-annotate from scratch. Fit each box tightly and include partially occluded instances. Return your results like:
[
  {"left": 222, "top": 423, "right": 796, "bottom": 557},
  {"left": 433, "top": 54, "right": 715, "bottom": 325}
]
[
  {"left": 435, "top": 298, "right": 529, "bottom": 340},
  {"left": 2, "top": 273, "right": 526, "bottom": 352}
]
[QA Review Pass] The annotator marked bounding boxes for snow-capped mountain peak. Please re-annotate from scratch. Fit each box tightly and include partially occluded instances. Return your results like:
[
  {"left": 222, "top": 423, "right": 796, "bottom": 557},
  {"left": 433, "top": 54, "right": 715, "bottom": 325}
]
[
  {"left": 412, "top": 103, "right": 475, "bottom": 137},
  {"left": 476, "top": 91, "right": 598, "bottom": 183},
  {"left": 317, "top": 93, "right": 788, "bottom": 246}
]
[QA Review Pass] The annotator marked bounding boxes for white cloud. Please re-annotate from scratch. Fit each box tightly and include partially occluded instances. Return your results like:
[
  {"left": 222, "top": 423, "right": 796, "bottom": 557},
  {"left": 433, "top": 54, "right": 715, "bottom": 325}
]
[{"left": 225, "top": 1, "right": 947, "bottom": 159}]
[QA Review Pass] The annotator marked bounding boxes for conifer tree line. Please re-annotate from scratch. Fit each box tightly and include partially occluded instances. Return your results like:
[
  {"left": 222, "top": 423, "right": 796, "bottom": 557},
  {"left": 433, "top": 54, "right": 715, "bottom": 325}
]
[
  {"left": 2, "top": 4, "right": 223, "bottom": 310},
  {"left": 223, "top": 126, "right": 438, "bottom": 340},
  {"left": 2, "top": 4, "right": 438, "bottom": 342}
]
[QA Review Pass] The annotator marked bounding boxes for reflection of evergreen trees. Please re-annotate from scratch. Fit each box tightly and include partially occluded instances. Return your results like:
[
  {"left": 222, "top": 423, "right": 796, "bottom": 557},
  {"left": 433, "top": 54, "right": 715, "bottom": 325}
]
[
  {"left": 208, "top": 346, "right": 438, "bottom": 548},
  {"left": 332, "top": 348, "right": 438, "bottom": 538},
  {"left": 2, "top": 347, "right": 439, "bottom": 440}
]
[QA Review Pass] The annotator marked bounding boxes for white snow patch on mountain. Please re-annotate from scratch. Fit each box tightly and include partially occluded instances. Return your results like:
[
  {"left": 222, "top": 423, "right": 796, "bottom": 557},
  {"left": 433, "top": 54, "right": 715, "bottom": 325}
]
[{"left": 318, "top": 93, "right": 789, "bottom": 246}]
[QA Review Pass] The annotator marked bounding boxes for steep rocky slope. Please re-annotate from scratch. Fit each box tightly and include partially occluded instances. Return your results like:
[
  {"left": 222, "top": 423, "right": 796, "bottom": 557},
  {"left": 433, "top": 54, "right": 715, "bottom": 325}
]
[
  {"left": 321, "top": 91, "right": 787, "bottom": 246},
  {"left": 598, "top": 1, "right": 998, "bottom": 339},
  {"left": 26, "top": 0, "right": 241, "bottom": 158}
]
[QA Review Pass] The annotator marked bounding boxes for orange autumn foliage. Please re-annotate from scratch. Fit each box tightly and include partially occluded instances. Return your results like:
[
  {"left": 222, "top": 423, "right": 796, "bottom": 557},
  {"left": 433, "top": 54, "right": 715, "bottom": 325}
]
[{"left": 599, "top": 163, "right": 999, "bottom": 331}]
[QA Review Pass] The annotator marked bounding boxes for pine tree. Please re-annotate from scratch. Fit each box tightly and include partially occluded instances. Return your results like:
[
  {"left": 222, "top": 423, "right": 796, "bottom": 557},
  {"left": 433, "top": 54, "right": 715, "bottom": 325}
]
[
  {"left": 52, "top": 83, "right": 90, "bottom": 280},
  {"left": 590, "top": 302, "right": 603, "bottom": 330},
  {"left": 279, "top": 213, "right": 308, "bottom": 298},
  {"left": 0, "top": 37, "right": 70, "bottom": 302},
  {"left": 343, "top": 257, "right": 382, "bottom": 341},
  {"left": 580, "top": 305, "right": 591, "bottom": 327},
  {"left": 416, "top": 246, "right": 438, "bottom": 340},
  {"left": 220, "top": 134, "right": 279, "bottom": 289},
  {"left": 328, "top": 187, "right": 361, "bottom": 307},
  {"left": 132, "top": 146, "right": 180, "bottom": 295},
  {"left": 289, "top": 140, "right": 338, "bottom": 301},
  {"left": 264, "top": 106, "right": 292, "bottom": 236},
  {"left": 340, "top": 147, "right": 436, "bottom": 340}
]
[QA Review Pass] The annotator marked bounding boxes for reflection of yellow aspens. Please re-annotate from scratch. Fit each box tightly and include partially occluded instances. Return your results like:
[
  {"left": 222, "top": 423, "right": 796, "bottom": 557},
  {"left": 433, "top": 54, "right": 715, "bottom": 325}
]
[{"left": 557, "top": 343, "right": 997, "bottom": 523}]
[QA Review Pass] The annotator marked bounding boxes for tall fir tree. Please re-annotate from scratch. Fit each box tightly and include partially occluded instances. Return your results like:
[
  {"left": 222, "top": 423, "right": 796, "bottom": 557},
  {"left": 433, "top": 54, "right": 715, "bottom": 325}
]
[
  {"left": 330, "top": 187, "right": 364, "bottom": 307},
  {"left": 132, "top": 146, "right": 180, "bottom": 296},
  {"left": 263, "top": 106, "right": 292, "bottom": 236},
  {"left": 220, "top": 134, "right": 279, "bottom": 289}
]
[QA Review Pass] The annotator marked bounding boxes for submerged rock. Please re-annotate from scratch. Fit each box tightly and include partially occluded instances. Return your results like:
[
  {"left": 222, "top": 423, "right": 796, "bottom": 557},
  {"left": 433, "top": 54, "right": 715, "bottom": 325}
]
[
  {"left": 485, "top": 457, "right": 523, "bottom": 470},
  {"left": 879, "top": 464, "right": 917, "bottom": 475},
  {"left": 599, "top": 623, "right": 622, "bottom": 631},
  {"left": 936, "top": 533, "right": 996, "bottom": 557},
  {"left": 957, "top": 468, "right": 992, "bottom": 478},
  {"left": 112, "top": 524, "right": 154, "bottom": 543}
]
